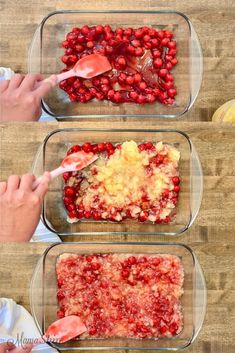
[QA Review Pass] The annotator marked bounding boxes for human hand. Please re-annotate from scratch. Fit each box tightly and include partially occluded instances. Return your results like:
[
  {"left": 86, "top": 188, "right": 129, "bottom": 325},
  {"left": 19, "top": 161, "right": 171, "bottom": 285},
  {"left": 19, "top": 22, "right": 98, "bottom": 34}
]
[
  {"left": 0, "top": 73, "right": 56, "bottom": 121},
  {"left": 0, "top": 342, "right": 16, "bottom": 353},
  {"left": 0, "top": 172, "right": 51, "bottom": 242},
  {"left": 0, "top": 343, "right": 33, "bottom": 353}
]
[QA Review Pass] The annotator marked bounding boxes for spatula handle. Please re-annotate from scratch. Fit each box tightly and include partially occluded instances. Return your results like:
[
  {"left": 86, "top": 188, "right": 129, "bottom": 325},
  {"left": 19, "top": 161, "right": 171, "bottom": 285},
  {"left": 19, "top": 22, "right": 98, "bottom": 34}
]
[
  {"left": 32, "top": 167, "right": 65, "bottom": 190},
  {"left": 53, "top": 69, "right": 75, "bottom": 83}
]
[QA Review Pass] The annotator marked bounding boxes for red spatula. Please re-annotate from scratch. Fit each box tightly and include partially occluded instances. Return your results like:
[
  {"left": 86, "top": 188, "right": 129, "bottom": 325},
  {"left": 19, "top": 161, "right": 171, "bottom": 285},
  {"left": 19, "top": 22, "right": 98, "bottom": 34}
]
[
  {"left": 44, "top": 53, "right": 112, "bottom": 86},
  {"left": 43, "top": 315, "right": 87, "bottom": 343},
  {"left": 32, "top": 150, "right": 98, "bottom": 189},
  {"left": 10, "top": 315, "right": 87, "bottom": 352}
]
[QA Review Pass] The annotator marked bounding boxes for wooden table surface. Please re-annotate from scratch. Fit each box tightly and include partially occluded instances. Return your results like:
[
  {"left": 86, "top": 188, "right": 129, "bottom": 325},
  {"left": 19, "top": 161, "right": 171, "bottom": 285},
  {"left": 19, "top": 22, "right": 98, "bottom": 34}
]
[
  {"left": 0, "top": 0, "right": 235, "bottom": 121},
  {"left": 0, "top": 121, "right": 235, "bottom": 353}
]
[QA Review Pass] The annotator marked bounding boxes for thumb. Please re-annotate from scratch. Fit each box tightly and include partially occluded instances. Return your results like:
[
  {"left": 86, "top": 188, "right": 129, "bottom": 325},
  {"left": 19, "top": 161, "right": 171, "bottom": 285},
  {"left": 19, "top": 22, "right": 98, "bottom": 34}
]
[{"left": 34, "top": 75, "right": 57, "bottom": 99}]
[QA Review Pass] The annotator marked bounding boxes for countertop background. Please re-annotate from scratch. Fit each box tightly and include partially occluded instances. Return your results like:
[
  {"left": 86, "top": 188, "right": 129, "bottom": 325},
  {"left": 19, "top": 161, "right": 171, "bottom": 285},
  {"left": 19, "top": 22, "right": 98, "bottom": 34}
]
[
  {"left": 0, "top": 0, "right": 235, "bottom": 352},
  {"left": 0, "top": 0, "right": 235, "bottom": 121}
]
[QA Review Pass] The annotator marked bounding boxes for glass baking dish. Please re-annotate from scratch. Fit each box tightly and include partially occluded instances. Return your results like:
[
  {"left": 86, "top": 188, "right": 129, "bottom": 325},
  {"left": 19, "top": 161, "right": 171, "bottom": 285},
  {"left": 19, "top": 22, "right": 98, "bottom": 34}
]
[
  {"left": 30, "top": 242, "right": 207, "bottom": 351},
  {"left": 28, "top": 10, "right": 203, "bottom": 120},
  {"left": 32, "top": 128, "right": 203, "bottom": 237}
]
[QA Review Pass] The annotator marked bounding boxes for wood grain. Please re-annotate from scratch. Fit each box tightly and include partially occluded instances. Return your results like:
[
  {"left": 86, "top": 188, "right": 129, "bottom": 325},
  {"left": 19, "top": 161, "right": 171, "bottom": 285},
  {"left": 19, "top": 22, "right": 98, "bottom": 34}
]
[
  {"left": 0, "top": 121, "right": 235, "bottom": 353},
  {"left": 0, "top": 0, "right": 235, "bottom": 121}
]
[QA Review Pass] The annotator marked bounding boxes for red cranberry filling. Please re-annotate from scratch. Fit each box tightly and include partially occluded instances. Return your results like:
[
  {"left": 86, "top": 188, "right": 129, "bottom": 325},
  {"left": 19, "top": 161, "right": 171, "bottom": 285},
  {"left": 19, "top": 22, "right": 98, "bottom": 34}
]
[
  {"left": 56, "top": 253, "right": 184, "bottom": 339},
  {"left": 60, "top": 25, "right": 178, "bottom": 105},
  {"left": 62, "top": 141, "right": 180, "bottom": 224}
]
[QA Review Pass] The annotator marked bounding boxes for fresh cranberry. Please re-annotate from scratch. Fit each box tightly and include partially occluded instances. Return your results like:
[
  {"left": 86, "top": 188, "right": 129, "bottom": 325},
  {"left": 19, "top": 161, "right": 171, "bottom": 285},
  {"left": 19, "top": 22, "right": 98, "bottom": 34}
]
[
  {"left": 165, "top": 73, "right": 174, "bottom": 82},
  {"left": 137, "top": 94, "right": 146, "bottom": 104},
  {"left": 145, "top": 141, "right": 154, "bottom": 150},
  {"left": 135, "top": 28, "right": 143, "bottom": 38},
  {"left": 174, "top": 185, "right": 180, "bottom": 193},
  {"left": 158, "top": 68, "right": 168, "bottom": 78},
  {"left": 100, "top": 280, "right": 108, "bottom": 289},
  {"left": 121, "top": 270, "right": 130, "bottom": 279},
  {"left": 82, "top": 142, "right": 92, "bottom": 153},
  {"left": 97, "top": 142, "right": 106, "bottom": 152},
  {"left": 157, "top": 30, "right": 165, "bottom": 39},
  {"left": 66, "top": 203, "right": 76, "bottom": 212},
  {"left": 151, "top": 154, "right": 164, "bottom": 165},
  {"left": 159, "top": 325, "right": 168, "bottom": 335},
  {"left": 168, "top": 40, "right": 176, "bottom": 49},
  {"left": 75, "top": 44, "right": 84, "bottom": 52},
  {"left": 126, "top": 75, "right": 134, "bottom": 85},
  {"left": 168, "top": 88, "right": 177, "bottom": 97},
  {"left": 153, "top": 58, "right": 163, "bottom": 68},
  {"left": 95, "top": 25, "right": 104, "bottom": 34},
  {"left": 68, "top": 210, "right": 78, "bottom": 218},
  {"left": 57, "top": 310, "right": 65, "bottom": 318},
  {"left": 129, "top": 91, "right": 138, "bottom": 101},
  {"left": 172, "top": 176, "right": 180, "bottom": 185},
  {"left": 57, "top": 290, "right": 65, "bottom": 300},
  {"left": 138, "top": 211, "right": 149, "bottom": 222},
  {"left": 62, "top": 172, "right": 71, "bottom": 181},
  {"left": 152, "top": 49, "right": 162, "bottom": 58},
  {"left": 81, "top": 25, "right": 90, "bottom": 35},
  {"left": 135, "top": 47, "right": 144, "bottom": 56},
  {"left": 93, "top": 211, "right": 101, "bottom": 220},
  {"left": 117, "top": 56, "right": 126, "bottom": 67},
  {"left": 168, "top": 48, "right": 177, "bottom": 56},
  {"left": 161, "top": 38, "right": 170, "bottom": 47},
  {"left": 89, "top": 327, "right": 97, "bottom": 335},
  {"left": 171, "top": 58, "right": 178, "bottom": 66},
  {"left": 91, "top": 262, "right": 100, "bottom": 270},
  {"left": 67, "top": 144, "right": 81, "bottom": 155},
  {"left": 138, "top": 81, "right": 147, "bottom": 90},
  {"left": 128, "top": 256, "right": 137, "bottom": 265},
  {"left": 166, "top": 62, "right": 173, "bottom": 71},
  {"left": 84, "top": 210, "right": 92, "bottom": 218},
  {"left": 162, "top": 189, "right": 170, "bottom": 198},
  {"left": 63, "top": 196, "right": 73, "bottom": 206},
  {"left": 64, "top": 186, "right": 76, "bottom": 198}
]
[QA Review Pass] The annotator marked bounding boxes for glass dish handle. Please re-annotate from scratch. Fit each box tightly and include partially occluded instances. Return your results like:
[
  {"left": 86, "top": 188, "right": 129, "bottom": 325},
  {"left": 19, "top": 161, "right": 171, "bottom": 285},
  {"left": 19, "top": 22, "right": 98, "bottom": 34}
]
[
  {"left": 193, "top": 256, "right": 207, "bottom": 341},
  {"left": 31, "top": 143, "right": 44, "bottom": 176},
  {"left": 190, "top": 142, "right": 203, "bottom": 226},
  {"left": 28, "top": 24, "right": 41, "bottom": 73},
  {"left": 29, "top": 256, "right": 44, "bottom": 336},
  {"left": 189, "top": 20, "right": 203, "bottom": 109}
]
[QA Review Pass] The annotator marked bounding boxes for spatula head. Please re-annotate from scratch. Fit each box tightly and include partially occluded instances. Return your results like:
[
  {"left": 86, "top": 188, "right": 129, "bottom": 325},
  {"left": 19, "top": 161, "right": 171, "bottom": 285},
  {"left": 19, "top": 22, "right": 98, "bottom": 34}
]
[
  {"left": 61, "top": 151, "right": 98, "bottom": 171},
  {"left": 44, "top": 315, "right": 87, "bottom": 343},
  {"left": 73, "top": 53, "right": 112, "bottom": 78}
]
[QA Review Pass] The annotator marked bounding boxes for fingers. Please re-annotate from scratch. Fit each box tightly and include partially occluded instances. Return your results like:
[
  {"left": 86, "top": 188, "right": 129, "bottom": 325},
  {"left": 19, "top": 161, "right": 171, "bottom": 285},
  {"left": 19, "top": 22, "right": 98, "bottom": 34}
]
[
  {"left": 6, "top": 175, "right": 20, "bottom": 192},
  {"left": 34, "top": 171, "right": 51, "bottom": 198},
  {"left": 20, "top": 73, "right": 44, "bottom": 90},
  {"left": 34, "top": 75, "right": 57, "bottom": 99},
  {"left": 0, "top": 79, "right": 10, "bottom": 93},
  {"left": 0, "top": 181, "right": 7, "bottom": 196},
  {"left": 0, "top": 342, "right": 16, "bottom": 352},
  {"left": 19, "top": 173, "right": 35, "bottom": 191},
  {"left": 8, "top": 73, "right": 25, "bottom": 90}
]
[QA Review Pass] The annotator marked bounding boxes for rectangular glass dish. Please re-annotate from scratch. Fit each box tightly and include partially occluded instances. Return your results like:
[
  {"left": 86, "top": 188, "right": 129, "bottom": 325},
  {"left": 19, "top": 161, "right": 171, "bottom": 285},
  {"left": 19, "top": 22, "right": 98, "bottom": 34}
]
[
  {"left": 30, "top": 242, "right": 207, "bottom": 351},
  {"left": 32, "top": 128, "right": 203, "bottom": 236},
  {"left": 28, "top": 10, "right": 203, "bottom": 119}
]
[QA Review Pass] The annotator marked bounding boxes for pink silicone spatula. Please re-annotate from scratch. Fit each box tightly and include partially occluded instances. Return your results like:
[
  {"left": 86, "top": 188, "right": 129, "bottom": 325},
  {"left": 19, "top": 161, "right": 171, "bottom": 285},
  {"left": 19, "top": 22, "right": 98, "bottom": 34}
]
[
  {"left": 43, "top": 315, "right": 87, "bottom": 343},
  {"left": 46, "top": 53, "right": 112, "bottom": 85},
  {"left": 32, "top": 150, "right": 98, "bottom": 189},
  {"left": 10, "top": 315, "right": 87, "bottom": 352}
]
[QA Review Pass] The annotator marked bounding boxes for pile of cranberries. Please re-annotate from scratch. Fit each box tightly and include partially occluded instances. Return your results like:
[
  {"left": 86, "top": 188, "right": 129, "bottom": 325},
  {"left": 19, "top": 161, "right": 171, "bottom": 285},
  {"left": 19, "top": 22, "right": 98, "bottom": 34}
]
[
  {"left": 62, "top": 142, "right": 180, "bottom": 224},
  {"left": 59, "top": 25, "right": 178, "bottom": 105},
  {"left": 56, "top": 253, "right": 184, "bottom": 339}
]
